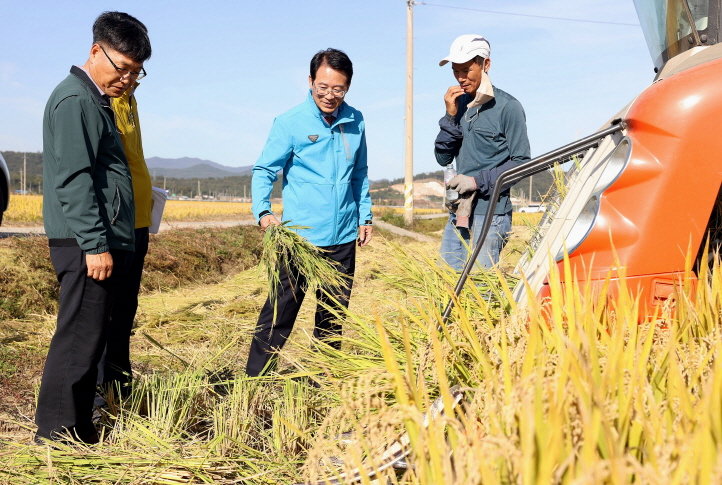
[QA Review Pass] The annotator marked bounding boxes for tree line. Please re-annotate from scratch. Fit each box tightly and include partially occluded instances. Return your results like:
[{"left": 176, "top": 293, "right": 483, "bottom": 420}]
[
  {"left": 1, "top": 151, "right": 280, "bottom": 199},
  {"left": 1, "top": 150, "right": 554, "bottom": 203}
]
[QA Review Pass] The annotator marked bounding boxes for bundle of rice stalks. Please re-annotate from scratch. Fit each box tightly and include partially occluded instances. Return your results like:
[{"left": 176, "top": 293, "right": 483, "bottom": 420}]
[{"left": 261, "top": 223, "right": 348, "bottom": 304}]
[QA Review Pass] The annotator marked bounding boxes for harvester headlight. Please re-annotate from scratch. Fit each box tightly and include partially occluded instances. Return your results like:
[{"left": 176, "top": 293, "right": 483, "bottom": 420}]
[
  {"left": 594, "top": 138, "right": 630, "bottom": 192},
  {"left": 554, "top": 137, "right": 630, "bottom": 261},
  {"left": 557, "top": 195, "right": 600, "bottom": 260}
]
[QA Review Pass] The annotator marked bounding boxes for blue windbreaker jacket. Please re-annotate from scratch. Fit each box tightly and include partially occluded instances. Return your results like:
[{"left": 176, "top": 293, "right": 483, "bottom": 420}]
[{"left": 252, "top": 92, "right": 373, "bottom": 247}]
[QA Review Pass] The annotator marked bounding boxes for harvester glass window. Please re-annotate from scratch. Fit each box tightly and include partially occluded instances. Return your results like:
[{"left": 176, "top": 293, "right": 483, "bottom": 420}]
[
  {"left": 671, "top": 0, "right": 709, "bottom": 40},
  {"left": 689, "top": 0, "right": 710, "bottom": 30},
  {"left": 634, "top": 0, "right": 711, "bottom": 69}
]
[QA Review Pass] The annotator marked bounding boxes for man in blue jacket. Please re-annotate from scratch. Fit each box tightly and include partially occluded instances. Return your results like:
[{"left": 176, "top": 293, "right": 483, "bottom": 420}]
[
  {"left": 247, "top": 48, "right": 373, "bottom": 377},
  {"left": 435, "top": 34, "right": 530, "bottom": 271}
]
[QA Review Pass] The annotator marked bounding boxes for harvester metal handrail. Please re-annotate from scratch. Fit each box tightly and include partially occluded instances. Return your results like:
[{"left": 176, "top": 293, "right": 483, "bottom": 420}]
[{"left": 440, "top": 122, "right": 625, "bottom": 325}]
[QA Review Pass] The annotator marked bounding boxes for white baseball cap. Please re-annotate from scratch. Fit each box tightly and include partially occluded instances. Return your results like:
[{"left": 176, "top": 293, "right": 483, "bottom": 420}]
[{"left": 439, "top": 34, "right": 491, "bottom": 66}]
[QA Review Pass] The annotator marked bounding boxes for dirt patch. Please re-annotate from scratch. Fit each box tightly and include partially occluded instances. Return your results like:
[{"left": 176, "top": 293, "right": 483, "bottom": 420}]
[
  {"left": 0, "top": 237, "right": 57, "bottom": 319},
  {"left": 142, "top": 226, "right": 262, "bottom": 292},
  {"left": 0, "top": 320, "right": 47, "bottom": 440}
]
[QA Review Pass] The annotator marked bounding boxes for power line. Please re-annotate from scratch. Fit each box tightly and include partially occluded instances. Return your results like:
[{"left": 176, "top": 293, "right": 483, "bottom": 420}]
[{"left": 416, "top": 1, "right": 640, "bottom": 27}]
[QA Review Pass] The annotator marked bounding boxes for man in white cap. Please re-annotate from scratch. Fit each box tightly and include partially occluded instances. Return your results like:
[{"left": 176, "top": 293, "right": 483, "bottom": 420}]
[{"left": 435, "top": 34, "right": 530, "bottom": 271}]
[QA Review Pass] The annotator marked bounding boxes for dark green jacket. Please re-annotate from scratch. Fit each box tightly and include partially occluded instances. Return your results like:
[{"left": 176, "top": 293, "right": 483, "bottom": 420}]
[
  {"left": 42, "top": 66, "right": 135, "bottom": 253},
  {"left": 434, "top": 87, "right": 530, "bottom": 216}
]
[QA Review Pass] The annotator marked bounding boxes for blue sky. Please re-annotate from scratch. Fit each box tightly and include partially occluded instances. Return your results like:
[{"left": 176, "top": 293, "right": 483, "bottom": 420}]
[{"left": 0, "top": 0, "right": 653, "bottom": 180}]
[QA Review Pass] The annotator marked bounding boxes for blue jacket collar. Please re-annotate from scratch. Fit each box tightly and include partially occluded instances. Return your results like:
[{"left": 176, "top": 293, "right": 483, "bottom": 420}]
[{"left": 306, "top": 90, "right": 354, "bottom": 124}]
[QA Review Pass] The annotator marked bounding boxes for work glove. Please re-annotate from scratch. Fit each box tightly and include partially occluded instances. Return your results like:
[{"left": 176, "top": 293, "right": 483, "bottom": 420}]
[
  {"left": 454, "top": 192, "right": 477, "bottom": 229},
  {"left": 447, "top": 174, "right": 477, "bottom": 195}
]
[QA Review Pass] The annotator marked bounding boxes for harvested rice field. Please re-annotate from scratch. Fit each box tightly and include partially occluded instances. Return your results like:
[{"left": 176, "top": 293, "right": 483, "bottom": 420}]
[{"left": 1, "top": 222, "right": 722, "bottom": 484}]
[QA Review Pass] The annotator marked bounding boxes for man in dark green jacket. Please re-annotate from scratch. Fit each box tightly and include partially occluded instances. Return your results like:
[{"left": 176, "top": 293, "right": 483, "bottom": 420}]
[
  {"left": 35, "top": 11, "right": 151, "bottom": 445},
  {"left": 435, "top": 34, "right": 530, "bottom": 271}
]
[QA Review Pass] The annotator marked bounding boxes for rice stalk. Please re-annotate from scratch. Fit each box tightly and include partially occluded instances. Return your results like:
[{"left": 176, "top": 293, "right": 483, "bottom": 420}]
[
  {"left": 261, "top": 223, "right": 348, "bottom": 307},
  {"left": 301, "top": 250, "right": 722, "bottom": 484}
]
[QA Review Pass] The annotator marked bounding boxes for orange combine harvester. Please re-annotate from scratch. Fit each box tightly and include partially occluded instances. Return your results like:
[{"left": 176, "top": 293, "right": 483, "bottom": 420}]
[{"left": 443, "top": 0, "right": 722, "bottom": 320}]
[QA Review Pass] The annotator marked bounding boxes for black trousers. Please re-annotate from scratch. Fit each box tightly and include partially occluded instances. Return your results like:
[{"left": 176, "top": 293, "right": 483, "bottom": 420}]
[
  {"left": 96, "top": 227, "right": 149, "bottom": 399},
  {"left": 35, "top": 240, "right": 132, "bottom": 443},
  {"left": 245, "top": 240, "right": 356, "bottom": 377}
]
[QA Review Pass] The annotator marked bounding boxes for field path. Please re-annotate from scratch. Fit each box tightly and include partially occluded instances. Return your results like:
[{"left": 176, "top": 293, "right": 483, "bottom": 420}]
[
  {"left": 1, "top": 218, "right": 440, "bottom": 244},
  {"left": 374, "top": 220, "right": 437, "bottom": 242},
  {"left": 0, "top": 219, "right": 257, "bottom": 238}
]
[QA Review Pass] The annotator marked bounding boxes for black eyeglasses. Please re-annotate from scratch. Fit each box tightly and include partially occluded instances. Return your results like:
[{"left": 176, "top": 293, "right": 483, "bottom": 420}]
[{"left": 99, "top": 45, "right": 147, "bottom": 80}]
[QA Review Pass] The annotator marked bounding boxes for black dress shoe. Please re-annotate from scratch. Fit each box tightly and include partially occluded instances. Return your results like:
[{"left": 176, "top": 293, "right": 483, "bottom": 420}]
[{"left": 34, "top": 427, "right": 99, "bottom": 446}]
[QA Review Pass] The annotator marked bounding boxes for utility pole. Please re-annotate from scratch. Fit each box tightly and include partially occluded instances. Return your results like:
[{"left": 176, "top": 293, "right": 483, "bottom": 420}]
[
  {"left": 529, "top": 175, "right": 533, "bottom": 204},
  {"left": 163, "top": 175, "right": 167, "bottom": 191},
  {"left": 403, "top": 0, "right": 415, "bottom": 225},
  {"left": 197, "top": 179, "right": 201, "bottom": 199},
  {"left": 23, "top": 153, "right": 27, "bottom": 194}
]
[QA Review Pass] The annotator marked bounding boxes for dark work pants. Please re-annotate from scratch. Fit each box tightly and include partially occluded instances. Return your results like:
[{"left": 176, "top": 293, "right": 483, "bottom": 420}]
[
  {"left": 245, "top": 240, "right": 356, "bottom": 377},
  {"left": 96, "top": 227, "right": 149, "bottom": 400},
  {"left": 35, "top": 240, "right": 131, "bottom": 443}
]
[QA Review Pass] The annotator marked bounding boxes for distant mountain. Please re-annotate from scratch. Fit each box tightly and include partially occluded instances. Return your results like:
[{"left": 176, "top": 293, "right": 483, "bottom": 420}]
[
  {"left": 145, "top": 157, "right": 253, "bottom": 179},
  {"left": 145, "top": 163, "right": 252, "bottom": 179}
]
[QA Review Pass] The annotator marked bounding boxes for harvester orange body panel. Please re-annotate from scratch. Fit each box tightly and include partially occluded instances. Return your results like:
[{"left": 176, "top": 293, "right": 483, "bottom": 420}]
[
  {"left": 510, "top": 0, "right": 722, "bottom": 317},
  {"left": 537, "top": 56, "right": 722, "bottom": 312}
]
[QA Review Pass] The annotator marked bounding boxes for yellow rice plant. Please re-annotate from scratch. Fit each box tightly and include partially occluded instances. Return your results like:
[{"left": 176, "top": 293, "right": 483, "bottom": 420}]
[
  {"left": 2, "top": 196, "right": 442, "bottom": 224},
  {"left": 512, "top": 212, "right": 543, "bottom": 227},
  {"left": 162, "top": 201, "right": 439, "bottom": 222},
  {"left": 302, "top": 246, "right": 722, "bottom": 485},
  {"left": 163, "top": 201, "right": 284, "bottom": 221},
  {"left": 0, "top": 196, "right": 281, "bottom": 224},
  {"left": 2, "top": 194, "right": 43, "bottom": 224},
  {"left": 375, "top": 206, "right": 447, "bottom": 216},
  {"left": 5, "top": 235, "right": 722, "bottom": 484}
]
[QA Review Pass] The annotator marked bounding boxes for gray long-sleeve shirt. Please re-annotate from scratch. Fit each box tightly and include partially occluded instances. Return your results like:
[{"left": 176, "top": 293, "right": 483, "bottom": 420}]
[{"left": 434, "top": 86, "right": 530, "bottom": 216}]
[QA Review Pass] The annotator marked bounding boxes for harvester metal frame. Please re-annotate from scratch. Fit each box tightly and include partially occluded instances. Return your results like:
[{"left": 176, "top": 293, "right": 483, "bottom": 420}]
[{"left": 440, "top": 121, "right": 625, "bottom": 325}]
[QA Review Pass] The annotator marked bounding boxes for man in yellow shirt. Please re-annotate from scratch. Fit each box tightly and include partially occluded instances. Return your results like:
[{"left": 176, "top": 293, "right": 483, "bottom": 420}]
[{"left": 96, "top": 79, "right": 153, "bottom": 406}]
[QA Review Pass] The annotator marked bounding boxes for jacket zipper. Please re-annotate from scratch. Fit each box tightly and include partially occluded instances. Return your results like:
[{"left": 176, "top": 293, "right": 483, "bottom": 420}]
[
  {"left": 339, "top": 124, "right": 351, "bottom": 160},
  {"left": 111, "top": 186, "right": 121, "bottom": 225},
  {"left": 331, "top": 122, "right": 338, "bottom": 243}
]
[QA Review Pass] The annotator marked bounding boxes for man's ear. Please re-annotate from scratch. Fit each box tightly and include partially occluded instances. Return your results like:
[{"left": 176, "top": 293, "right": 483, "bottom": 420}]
[
  {"left": 89, "top": 43, "right": 101, "bottom": 65},
  {"left": 484, "top": 58, "right": 492, "bottom": 73},
  {"left": 308, "top": 75, "right": 313, "bottom": 89}
]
